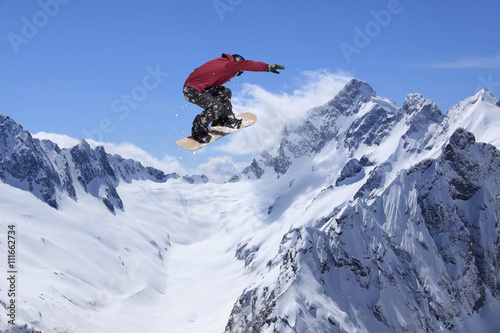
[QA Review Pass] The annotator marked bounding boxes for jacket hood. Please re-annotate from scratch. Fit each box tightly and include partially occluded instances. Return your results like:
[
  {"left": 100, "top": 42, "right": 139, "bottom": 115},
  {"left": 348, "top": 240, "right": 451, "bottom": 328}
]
[{"left": 222, "top": 53, "right": 234, "bottom": 61}]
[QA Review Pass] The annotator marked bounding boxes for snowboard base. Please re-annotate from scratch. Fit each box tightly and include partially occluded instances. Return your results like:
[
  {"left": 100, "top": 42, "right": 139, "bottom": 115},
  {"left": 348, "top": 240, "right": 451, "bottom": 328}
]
[{"left": 174, "top": 112, "right": 257, "bottom": 151}]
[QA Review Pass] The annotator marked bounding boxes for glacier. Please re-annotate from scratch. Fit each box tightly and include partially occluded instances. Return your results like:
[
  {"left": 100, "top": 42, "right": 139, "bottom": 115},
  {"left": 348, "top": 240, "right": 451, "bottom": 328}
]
[{"left": 1, "top": 79, "right": 500, "bottom": 332}]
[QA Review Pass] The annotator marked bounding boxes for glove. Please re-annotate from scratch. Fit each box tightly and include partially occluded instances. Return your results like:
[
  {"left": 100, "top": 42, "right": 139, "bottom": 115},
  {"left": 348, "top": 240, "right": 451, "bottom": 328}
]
[{"left": 268, "top": 64, "right": 285, "bottom": 74}]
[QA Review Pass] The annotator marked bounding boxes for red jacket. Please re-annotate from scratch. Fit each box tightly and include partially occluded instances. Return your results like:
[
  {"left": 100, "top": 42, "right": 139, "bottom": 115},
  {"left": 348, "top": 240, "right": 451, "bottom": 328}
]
[{"left": 184, "top": 53, "right": 269, "bottom": 93}]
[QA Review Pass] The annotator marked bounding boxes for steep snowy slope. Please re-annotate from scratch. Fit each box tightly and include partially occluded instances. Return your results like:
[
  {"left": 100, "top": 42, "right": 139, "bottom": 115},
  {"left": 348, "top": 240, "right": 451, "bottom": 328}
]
[
  {"left": 227, "top": 129, "right": 500, "bottom": 332},
  {"left": 226, "top": 80, "right": 500, "bottom": 332},
  {"left": 1, "top": 79, "right": 500, "bottom": 333},
  {"left": 0, "top": 174, "right": 264, "bottom": 332}
]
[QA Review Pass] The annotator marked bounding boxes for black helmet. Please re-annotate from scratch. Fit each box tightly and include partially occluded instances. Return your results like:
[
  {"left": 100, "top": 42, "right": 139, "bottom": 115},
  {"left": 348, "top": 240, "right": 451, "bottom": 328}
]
[
  {"left": 232, "top": 54, "right": 245, "bottom": 61},
  {"left": 232, "top": 54, "right": 245, "bottom": 76}
]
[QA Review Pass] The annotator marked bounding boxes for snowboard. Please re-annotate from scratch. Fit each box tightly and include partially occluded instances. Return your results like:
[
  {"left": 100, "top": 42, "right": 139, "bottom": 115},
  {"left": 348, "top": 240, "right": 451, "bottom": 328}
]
[{"left": 174, "top": 112, "right": 257, "bottom": 151}]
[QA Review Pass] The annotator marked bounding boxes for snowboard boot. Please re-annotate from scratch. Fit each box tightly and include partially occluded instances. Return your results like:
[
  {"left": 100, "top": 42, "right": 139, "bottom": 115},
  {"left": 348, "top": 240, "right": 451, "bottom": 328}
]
[
  {"left": 212, "top": 116, "right": 242, "bottom": 129},
  {"left": 191, "top": 114, "right": 212, "bottom": 143},
  {"left": 191, "top": 127, "right": 211, "bottom": 143}
]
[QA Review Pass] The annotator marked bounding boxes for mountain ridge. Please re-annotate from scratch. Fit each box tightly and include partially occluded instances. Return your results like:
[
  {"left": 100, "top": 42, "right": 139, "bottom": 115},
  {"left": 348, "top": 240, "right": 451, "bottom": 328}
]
[
  {"left": 227, "top": 79, "right": 500, "bottom": 332},
  {"left": 227, "top": 127, "right": 500, "bottom": 332},
  {"left": 0, "top": 114, "right": 182, "bottom": 213}
]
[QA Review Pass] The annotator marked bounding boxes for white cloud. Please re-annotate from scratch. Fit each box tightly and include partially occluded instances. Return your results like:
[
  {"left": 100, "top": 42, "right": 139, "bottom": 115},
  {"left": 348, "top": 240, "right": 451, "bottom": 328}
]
[
  {"left": 34, "top": 132, "right": 187, "bottom": 176},
  {"left": 34, "top": 132, "right": 80, "bottom": 148},
  {"left": 216, "top": 69, "right": 352, "bottom": 155},
  {"left": 91, "top": 141, "right": 187, "bottom": 175}
]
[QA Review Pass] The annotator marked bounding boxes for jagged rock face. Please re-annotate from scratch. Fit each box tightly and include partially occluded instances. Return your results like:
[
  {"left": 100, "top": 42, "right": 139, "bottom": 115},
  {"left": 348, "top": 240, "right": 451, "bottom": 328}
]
[
  {"left": 403, "top": 93, "right": 443, "bottom": 134},
  {"left": 243, "top": 79, "right": 402, "bottom": 179},
  {"left": 70, "top": 141, "right": 124, "bottom": 212},
  {"left": 353, "top": 162, "right": 392, "bottom": 200},
  {"left": 402, "top": 93, "right": 444, "bottom": 153},
  {"left": 335, "top": 158, "right": 363, "bottom": 186},
  {"left": 417, "top": 129, "right": 500, "bottom": 300},
  {"left": 336, "top": 157, "right": 375, "bottom": 187},
  {"left": 243, "top": 79, "right": 451, "bottom": 182},
  {"left": 0, "top": 115, "right": 69, "bottom": 208},
  {"left": 227, "top": 128, "right": 500, "bottom": 332},
  {"left": 321, "top": 77, "right": 377, "bottom": 118},
  {"left": 0, "top": 114, "right": 177, "bottom": 212},
  {"left": 228, "top": 83, "right": 500, "bottom": 332},
  {"left": 344, "top": 104, "right": 400, "bottom": 151}
]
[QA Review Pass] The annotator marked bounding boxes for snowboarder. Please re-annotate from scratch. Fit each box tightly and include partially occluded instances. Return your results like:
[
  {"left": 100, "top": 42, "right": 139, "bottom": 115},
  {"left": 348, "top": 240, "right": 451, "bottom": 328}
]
[{"left": 183, "top": 53, "right": 285, "bottom": 143}]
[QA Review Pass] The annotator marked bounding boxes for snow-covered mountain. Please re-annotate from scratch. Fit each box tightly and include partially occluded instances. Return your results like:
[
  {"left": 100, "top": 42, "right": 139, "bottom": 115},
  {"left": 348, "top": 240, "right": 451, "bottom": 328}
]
[
  {"left": 0, "top": 114, "right": 179, "bottom": 213},
  {"left": 227, "top": 80, "right": 500, "bottom": 332},
  {"left": 1, "top": 79, "right": 500, "bottom": 332}
]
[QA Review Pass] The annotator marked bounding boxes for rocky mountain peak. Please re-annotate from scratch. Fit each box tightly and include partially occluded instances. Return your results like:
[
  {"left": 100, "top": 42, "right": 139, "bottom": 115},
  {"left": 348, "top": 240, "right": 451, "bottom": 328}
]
[
  {"left": 0, "top": 114, "right": 34, "bottom": 152},
  {"left": 0, "top": 114, "right": 178, "bottom": 213},
  {"left": 447, "top": 127, "right": 476, "bottom": 150},
  {"left": 340, "top": 78, "right": 376, "bottom": 101},
  {"left": 75, "top": 138, "right": 92, "bottom": 151},
  {"left": 321, "top": 78, "right": 377, "bottom": 118},
  {"left": 476, "top": 88, "right": 497, "bottom": 102},
  {"left": 244, "top": 79, "right": 406, "bottom": 179},
  {"left": 1, "top": 113, "right": 24, "bottom": 133},
  {"left": 403, "top": 93, "right": 442, "bottom": 119}
]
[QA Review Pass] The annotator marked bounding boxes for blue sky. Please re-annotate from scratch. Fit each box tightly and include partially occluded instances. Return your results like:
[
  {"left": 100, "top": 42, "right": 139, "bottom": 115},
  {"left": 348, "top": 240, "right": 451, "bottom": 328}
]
[{"left": 1, "top": 0, "right": 499, "bottom": 177}]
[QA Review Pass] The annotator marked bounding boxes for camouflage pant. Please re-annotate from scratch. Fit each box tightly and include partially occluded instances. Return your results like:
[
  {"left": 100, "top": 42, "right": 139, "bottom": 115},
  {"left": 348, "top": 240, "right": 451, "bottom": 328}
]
[{"left": 183, "top": 86, "right": 236, "bottom": 134}]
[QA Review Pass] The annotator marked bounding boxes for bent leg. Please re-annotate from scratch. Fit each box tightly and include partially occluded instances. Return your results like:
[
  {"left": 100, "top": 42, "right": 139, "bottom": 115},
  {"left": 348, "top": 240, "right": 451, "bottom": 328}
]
[
  {"left": 209, "top": 86, "right": 234, "bottom": 118},
  {"left": 183, "top": 86, "right": 226, "bottom": 142},
  {"left": 208, "top": 87, "right": 241, "bottom": 128}
]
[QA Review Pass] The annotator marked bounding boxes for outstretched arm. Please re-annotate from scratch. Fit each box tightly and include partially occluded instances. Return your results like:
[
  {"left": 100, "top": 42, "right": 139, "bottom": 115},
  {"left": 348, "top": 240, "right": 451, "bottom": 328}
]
[
  {"left": 226, "top": 60, "right": 269, "bottom": 72},
  {"left": 226, "top": 60, "right": 285, "bottom": 74}
]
